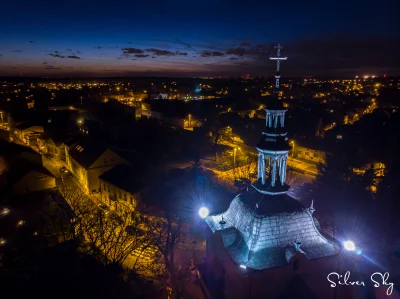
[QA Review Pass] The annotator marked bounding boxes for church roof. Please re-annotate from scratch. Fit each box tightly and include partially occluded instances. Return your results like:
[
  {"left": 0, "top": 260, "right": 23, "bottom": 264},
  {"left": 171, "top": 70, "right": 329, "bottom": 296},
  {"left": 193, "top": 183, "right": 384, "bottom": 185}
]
[
  {"left": 235, "top": 191, "right": 303, "bottom": 215},
  {"left": 206, "top": 190, "right": 340, "bottom": 270}
]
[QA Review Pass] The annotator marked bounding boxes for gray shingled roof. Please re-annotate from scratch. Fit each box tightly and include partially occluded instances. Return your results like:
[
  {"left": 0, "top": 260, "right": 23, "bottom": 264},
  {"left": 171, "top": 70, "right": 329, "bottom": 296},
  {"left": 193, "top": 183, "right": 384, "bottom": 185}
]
[{"left": 206, "top": 190, "right": 340, "bottom": 270}]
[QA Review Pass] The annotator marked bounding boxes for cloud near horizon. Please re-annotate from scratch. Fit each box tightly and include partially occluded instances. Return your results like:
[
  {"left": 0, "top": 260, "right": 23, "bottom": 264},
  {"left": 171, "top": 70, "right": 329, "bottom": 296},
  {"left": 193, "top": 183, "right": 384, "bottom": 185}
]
[{"left": 0, "top": 34, "right": 399, "bottom": 77}]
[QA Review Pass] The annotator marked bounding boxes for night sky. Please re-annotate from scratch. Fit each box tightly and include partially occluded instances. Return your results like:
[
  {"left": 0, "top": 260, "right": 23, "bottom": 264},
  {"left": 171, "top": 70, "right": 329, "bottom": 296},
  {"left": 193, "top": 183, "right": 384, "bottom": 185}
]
[{"left": 1, "top": 0, "right": 399, "bottom": 77}]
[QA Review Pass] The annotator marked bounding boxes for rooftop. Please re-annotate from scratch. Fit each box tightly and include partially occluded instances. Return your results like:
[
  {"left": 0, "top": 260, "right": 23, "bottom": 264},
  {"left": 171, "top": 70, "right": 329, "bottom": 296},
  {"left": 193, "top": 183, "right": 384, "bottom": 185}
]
[
  {"left": 68, "top": 138, "right": 109, "bottom": 169},
  {"left": 206, "top": 189, "right": 340, "bottom": 270},
  {"left": 99, "top": 164, "right": 144, "bottom": 195},
  {"left": 15, "top": 122, "right": 42, "bottom": 131}
]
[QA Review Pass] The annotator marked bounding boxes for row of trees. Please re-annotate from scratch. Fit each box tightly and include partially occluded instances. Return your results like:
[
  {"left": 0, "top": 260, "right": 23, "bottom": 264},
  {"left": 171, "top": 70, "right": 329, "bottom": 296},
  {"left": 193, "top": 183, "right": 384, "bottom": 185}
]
[{"left": 46, "top": 166, "right": 220, "bottom": 296}]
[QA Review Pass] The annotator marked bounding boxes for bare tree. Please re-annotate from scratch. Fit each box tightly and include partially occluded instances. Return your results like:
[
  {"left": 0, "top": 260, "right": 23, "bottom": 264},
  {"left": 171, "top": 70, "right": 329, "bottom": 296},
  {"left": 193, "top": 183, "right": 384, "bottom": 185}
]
[
  {"left": 219, "top": 150, "right": 258, "bottom": 185},
  {"left": 42, "top": 187, "right": 160, "bottom": 273}
]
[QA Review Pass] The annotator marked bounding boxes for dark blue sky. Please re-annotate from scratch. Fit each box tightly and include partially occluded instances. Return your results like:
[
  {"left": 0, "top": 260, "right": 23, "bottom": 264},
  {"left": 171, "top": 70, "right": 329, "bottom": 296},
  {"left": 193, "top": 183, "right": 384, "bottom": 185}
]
[{"left": 0, "top": 0, "right": 399, "bottom": 77}]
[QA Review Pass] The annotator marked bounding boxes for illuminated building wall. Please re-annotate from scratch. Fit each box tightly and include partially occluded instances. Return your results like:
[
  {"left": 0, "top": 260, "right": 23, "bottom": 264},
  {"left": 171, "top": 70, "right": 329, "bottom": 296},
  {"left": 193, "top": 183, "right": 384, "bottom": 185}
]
[{"left": 296, "top": 146, "right": 327, "bottom": 164}]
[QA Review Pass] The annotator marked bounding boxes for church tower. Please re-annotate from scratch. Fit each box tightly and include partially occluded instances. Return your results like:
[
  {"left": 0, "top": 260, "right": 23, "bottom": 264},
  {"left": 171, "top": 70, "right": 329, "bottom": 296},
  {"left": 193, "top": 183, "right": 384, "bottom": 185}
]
[
  {"left": 253, "top": 44, "right": 292, "bottom": 195},
  {"left": 204, "top": 43, "right": 340, "bottom": 278}
]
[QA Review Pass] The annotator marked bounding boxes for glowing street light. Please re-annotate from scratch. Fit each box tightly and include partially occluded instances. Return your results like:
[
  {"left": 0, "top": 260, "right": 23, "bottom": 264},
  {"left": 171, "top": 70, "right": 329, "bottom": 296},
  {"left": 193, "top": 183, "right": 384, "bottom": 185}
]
[
  {"left": 198, "top": 207, "right": 209, "bottom": 219},
  {"left": 290, "top": 141, "right": 295, "bottom": 157},
  {"left": 1, "top": 208, "right": 10, "bottom": 216},
  {"left": 343, "top": 240, "right": 356, "bottom": 251},
  {"left": 233, "top": 147, "right": 241, "bottom": 165}
]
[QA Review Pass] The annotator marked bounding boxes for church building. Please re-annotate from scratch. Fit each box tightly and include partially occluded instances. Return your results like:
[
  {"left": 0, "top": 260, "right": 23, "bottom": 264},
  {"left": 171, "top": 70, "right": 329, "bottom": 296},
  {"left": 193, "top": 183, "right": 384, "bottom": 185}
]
[{"left": 204, "top": 45, "right": 342, "bottom": 299}]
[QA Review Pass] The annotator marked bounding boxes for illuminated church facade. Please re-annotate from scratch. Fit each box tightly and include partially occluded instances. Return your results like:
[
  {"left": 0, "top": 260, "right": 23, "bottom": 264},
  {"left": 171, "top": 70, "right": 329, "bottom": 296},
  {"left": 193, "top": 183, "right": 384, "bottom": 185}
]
[{"left": 204, "top": 45, "right": 342, "bottom": 299}]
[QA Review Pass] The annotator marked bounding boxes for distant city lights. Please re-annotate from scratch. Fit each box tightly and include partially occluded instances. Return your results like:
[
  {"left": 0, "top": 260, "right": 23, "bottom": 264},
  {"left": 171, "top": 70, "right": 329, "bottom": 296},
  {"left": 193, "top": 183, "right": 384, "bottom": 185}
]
[{"left": 1, "top": 208, "right": 10, "bottom": 216}]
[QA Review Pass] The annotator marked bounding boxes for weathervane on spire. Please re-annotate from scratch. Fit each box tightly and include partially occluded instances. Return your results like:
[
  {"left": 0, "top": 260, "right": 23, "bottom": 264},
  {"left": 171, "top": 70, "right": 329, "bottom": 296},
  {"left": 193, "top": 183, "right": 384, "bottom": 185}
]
[{"left": 269, "top": 44, "right": 287, "bottom": 91}]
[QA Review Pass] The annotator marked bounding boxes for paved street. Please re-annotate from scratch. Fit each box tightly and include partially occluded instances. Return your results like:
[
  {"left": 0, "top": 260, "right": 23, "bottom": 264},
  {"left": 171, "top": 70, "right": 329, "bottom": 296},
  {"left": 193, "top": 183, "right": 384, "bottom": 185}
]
[{"left": 287, "top": 156, "right": 318, "bottom": 175}]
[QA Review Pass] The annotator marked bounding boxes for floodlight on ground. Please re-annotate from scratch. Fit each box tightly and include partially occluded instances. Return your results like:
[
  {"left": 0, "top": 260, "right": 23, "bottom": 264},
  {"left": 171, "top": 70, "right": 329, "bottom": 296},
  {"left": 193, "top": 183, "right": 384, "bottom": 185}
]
[
  {"left": 343, "top": 240, "right": 356, "bottom": 251},
  {"left": 198, "top": 207, "right": 209, "bottom": 219},
  {"left": 240, "top": 265, "right": 247, "bottom": 269}
]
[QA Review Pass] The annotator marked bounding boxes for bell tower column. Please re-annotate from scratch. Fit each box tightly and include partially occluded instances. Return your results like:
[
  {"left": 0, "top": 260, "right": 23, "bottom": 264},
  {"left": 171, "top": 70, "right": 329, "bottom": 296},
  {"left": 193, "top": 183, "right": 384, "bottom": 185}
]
[
  {"left": 257, "top": 153, "right": 262, "bottom": 180},
  {"left": 271, "top": 157, "right": 277, "bottom": 187},
  {"left": 261, "top": 154, "right": 266, "bottom": 185}
]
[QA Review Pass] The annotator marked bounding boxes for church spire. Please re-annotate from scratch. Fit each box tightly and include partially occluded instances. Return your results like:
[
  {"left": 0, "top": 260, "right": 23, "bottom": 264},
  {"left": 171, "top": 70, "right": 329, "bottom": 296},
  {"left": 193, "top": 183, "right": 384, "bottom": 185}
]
[
  {"left": 253, "top": 44, "right": 292, "bottom": 195},
  {"left": 269, "top": 44, "right": 287, "bottom": 93}
]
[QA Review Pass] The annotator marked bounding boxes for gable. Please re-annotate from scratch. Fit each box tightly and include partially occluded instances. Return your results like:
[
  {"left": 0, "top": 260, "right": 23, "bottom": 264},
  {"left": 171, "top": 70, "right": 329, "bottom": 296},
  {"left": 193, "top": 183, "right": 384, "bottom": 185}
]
[
  {"left": 90, "top": 149, "right": 129, "bottom": 169},
  {"left": 46, "top": 138, "right": 56, "bottom": 146}
]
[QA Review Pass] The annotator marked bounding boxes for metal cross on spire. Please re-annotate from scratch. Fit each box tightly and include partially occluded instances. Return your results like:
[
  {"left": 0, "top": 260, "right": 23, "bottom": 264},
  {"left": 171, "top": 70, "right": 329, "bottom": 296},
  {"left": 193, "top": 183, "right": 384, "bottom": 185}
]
[{"left": 269, "top": 44, "right": 287, "bottom": 90}]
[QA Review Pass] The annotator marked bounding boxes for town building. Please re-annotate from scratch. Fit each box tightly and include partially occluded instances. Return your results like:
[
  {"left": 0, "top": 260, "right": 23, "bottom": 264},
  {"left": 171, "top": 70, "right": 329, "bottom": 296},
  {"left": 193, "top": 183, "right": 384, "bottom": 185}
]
[
  {"left": 14, "top": 123, "right": 44, "bottom": 145},
  {"left": 292, "top": 139, "right": 329, "bottom": 164},
  {"left": 67, "top": 139, "right": 130, "bottom": 193},
  {"left": 0, "top": 140, "right": 43, "bottom": 174},
  {"left": 10, "top": 165, "right": 56, "bottom": 195},
  {"left": 45, "top": 137, "right": 67, "bottom": 161},
  {"left": 99, "top": 164, "right": 144, "bottom": 213}
]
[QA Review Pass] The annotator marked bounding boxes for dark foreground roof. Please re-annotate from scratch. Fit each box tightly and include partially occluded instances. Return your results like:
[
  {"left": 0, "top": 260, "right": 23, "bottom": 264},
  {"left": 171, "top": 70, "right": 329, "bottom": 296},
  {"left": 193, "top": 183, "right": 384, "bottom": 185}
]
[
  {"left": 0, "top": 140, "right": 38, "bottom": 156},
  {"left": 68, "top": 138, "right": 109, "bottom": 169},
  {"left": 15, "top": 122, "right": 42, "bottom": 131},
  {"left": 99, "top": 164, "right": 144, "bottom": 194},
  {"left": 237, "top": 189, "right": 304, "bottom": 215},
  {"left": 7, "top": 163, "right": 54, "bottom": 187}
]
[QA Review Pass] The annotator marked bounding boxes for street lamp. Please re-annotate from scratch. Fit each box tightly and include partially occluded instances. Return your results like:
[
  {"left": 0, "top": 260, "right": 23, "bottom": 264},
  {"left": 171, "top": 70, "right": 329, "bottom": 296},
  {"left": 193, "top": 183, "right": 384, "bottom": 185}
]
[
  {"left": 188, "top": 114, "right": 191, "bottom": 128},
  {"left": 198, "top": 207, "right": 209, "bottom": 219},
  {"left": 233, "top": 147, "right": 241, "bottom": 165},
  {"left": 1, "top": 208, "right": 10, "bottom": 216},
  {"left": 290, "top": 141, "right": 295, "bottom": 157},
  {"left": 343, "top": 240, "right": 356, "bottom": 251}
]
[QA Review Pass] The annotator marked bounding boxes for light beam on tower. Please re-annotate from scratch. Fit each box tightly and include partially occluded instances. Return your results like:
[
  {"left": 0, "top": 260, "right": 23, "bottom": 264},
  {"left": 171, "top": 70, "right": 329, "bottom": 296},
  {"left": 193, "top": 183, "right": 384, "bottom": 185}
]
[{"left": 269, "top": 44, "right": 287, "bottom": 92}]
